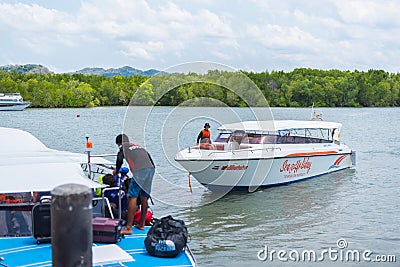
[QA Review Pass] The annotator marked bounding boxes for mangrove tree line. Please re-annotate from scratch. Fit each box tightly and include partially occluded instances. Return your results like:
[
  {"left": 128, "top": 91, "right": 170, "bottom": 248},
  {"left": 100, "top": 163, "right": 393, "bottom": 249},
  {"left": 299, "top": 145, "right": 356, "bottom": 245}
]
[{"left": 0, "top": 68, "right": 398, "bottom": 107}]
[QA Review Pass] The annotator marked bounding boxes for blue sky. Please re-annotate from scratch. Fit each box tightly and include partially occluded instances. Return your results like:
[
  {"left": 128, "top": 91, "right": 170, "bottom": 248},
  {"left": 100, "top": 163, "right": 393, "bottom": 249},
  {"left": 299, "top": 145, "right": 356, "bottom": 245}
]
[{"left": 0, "top": 0, "right": 399, "bottom": 73}]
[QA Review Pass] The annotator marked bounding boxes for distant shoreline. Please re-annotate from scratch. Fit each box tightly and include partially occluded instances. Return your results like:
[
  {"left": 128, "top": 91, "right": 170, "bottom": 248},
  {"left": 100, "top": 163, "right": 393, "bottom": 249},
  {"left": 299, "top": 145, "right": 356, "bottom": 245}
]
[{"left": 2, "top": 68, "right": 399, "bottom": 108}]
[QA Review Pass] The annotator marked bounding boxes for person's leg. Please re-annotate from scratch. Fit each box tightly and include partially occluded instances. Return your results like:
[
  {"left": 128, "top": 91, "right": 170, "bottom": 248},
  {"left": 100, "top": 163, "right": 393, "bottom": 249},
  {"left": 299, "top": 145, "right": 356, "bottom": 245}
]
[
  {"left": 121, "top": 177, "right": 140, "bottom": 235},
  {"left": 136, "top": 194, "right": 148, "bottom": 230},
  {"left": 132, "top": 167, "right": 154, "bottom": 231},
  {"left": 120, "top": 197, "right": 137, "bottom": 234}
]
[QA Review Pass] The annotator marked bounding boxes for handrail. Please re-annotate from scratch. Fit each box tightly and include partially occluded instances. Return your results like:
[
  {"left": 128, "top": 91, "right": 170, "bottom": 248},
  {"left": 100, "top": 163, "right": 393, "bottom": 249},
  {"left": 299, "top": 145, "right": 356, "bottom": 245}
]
[
  {"left": 92, "top": 196, "right": 113, "bottom": 219},
  {"left": 101, "top": 186, "right": 123, "bottom": 220},
  {"left": 90, "top": 153, "right": 117, "bottom": 158}
]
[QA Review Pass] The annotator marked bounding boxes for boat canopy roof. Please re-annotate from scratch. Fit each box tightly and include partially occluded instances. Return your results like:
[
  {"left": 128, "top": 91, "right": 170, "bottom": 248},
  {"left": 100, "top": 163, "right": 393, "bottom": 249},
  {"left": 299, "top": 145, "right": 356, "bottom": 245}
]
[
  {"left": 218, "top": 120, "right": 342, "bottom": 133},
  {"left": 0, "top": 127, "right": 110, "bottom": 194}
]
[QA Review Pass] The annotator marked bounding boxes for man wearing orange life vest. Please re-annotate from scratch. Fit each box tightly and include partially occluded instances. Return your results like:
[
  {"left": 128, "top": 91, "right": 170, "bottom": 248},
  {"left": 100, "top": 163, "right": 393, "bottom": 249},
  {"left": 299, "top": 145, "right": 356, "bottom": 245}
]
[{"left": 197, "top": 123, "right": 211, "bottom": 144}]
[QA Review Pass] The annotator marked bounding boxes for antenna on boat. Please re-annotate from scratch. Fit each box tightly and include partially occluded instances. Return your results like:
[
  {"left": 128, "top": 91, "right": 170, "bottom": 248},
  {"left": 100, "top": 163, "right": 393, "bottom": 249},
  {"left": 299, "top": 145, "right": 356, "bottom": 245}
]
[{"left": 85, "top": 134, "right": 93, "bottom": 179}]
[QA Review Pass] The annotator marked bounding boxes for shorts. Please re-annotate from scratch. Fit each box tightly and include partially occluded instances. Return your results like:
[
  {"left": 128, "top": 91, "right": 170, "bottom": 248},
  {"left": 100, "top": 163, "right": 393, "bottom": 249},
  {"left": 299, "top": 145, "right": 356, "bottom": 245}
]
[{"left": 128, "top": 167, "right": 155, "bottom": 198}]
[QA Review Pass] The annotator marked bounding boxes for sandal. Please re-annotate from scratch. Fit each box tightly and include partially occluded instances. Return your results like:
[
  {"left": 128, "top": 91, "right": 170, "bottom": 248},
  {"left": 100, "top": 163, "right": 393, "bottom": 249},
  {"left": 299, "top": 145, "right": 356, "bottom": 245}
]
[
  {"left": 134, "top": 225, "right": 145, "bottom": 231},
  {"left": 120, "top": 227, "right": 132, "bottom": 235}
]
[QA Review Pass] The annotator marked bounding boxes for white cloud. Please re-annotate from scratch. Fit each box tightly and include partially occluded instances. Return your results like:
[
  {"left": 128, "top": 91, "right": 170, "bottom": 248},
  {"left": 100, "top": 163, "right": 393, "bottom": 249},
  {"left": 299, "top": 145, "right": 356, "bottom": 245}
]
[
  {"left": 335, "top": 0, "right": 400, "bottom": 28},
  {"left": 247, "top": 24, "right": 325, "bottom": 52},
  {"left": 0, "top": 3, "right": 73, "bottom": 32},
  {"left": 0, "top": 0, "right": 399, "bottom": 72},
  {"left": 195, "top": 9, "right": 235, "bottom": 38},
  {"left": 120, "top": 42, "right": 153, "bottom": 60},
  {"left": 120, "top": 40, "right": 185, "bottom": 61},
  {"left": 18, "top": 36, "right": 52, "bottom": 55}
]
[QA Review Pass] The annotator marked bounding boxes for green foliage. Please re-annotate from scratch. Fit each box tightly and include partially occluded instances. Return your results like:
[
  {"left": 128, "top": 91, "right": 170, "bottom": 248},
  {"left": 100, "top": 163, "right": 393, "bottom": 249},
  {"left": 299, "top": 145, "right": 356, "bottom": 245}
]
[
  {"left": 242, "top": 68, "right": 400, "bottom": 107},
  {"left": 0, "top": 68, "right": 399, "bottom": 108}
]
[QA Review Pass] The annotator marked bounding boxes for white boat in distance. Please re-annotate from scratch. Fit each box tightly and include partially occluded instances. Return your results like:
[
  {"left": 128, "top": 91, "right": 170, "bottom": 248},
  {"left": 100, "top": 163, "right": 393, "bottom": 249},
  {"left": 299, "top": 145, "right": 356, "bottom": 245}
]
[
  {"left": 175, "top": 120, "right": 356, "bottom": 191},
  {"left": 0, "top": 93, "right": 31, "bottom": 111}
]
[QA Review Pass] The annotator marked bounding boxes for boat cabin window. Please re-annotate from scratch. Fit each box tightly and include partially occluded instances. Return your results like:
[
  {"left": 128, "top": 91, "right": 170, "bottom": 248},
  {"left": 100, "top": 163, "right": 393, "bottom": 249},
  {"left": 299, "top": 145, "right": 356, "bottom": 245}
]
[
  {"left": 214, "top": 132, "right": 231, "bottom": 142},
  {"left": 0, "top": 192, "right": 33, "bottom": 237},
  {"left": 0, "top": 205, "right": 33, "bottom": 237},
  {"left": 0, "top": 191, "right": 114, "bottom": 237},
  {"left": 277, "top": 128, "right": 335, "bottom": 144},
  {"left": 214, "top": 127, "right": 338, "bottom": 146}
]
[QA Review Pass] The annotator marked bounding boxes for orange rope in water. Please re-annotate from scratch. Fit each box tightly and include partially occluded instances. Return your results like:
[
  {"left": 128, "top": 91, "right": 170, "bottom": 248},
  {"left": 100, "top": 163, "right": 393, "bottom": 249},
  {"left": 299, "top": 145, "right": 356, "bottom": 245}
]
[{"left": 188, "top": 173, "right": 192, "bottom": 193}]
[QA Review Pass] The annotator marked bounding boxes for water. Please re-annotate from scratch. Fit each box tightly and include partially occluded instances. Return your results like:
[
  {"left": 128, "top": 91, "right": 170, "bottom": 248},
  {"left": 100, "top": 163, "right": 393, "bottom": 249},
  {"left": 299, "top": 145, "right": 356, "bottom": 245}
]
[{"left": 1, "top": 107, "right": 399, "bottom": 266}]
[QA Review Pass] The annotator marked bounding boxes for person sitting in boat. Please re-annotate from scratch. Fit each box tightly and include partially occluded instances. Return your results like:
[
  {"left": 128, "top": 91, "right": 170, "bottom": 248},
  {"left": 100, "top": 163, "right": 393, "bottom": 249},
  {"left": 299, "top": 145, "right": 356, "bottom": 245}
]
[
  {"left": 102, "top": 174, "right": 128, "bottom": 220},
  {"left": 226, "top": 130, "right": 246, "bottom": 150},
  {"left": 197, "top": 123, "right": 211, "bottom": 145}
]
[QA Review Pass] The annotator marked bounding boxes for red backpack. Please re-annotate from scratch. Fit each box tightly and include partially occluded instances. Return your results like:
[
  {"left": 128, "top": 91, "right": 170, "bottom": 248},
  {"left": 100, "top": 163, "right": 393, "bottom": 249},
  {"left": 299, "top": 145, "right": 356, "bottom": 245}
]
[{"left": 134, "top": 207, "right": 153, "bottom": 226}]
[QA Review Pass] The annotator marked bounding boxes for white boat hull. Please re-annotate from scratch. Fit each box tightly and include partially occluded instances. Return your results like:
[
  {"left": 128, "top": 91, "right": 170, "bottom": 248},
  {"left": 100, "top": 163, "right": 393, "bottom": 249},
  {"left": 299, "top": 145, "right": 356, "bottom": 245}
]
[
  {"left": 176, "top": 151, "right": 353, "bottom": 190},
  {"left": 0, "top": 102, "right": 31, "bottom": 111},
  {"left": 176, "top": 120, "right": 355, "bottom": 191}
]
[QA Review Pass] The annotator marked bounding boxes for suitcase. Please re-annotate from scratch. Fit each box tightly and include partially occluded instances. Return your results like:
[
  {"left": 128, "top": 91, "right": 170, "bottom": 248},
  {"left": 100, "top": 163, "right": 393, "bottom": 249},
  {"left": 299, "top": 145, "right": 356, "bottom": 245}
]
[
  {"left": 92, "top": 217, "right": 122, "bottom": 243},
  {"left": 32, "top": 202, "right": 51, "bottom": 244}
]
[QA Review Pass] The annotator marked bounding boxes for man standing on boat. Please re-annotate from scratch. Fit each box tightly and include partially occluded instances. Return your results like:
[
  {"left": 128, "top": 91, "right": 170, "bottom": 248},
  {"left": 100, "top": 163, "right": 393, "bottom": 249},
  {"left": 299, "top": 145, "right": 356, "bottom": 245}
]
[
  {"left": 114, "top": 134, "right": 155, "bottom": 234},
  {"left": 196, "top": 122, "right": 212, "bottom": 144}
]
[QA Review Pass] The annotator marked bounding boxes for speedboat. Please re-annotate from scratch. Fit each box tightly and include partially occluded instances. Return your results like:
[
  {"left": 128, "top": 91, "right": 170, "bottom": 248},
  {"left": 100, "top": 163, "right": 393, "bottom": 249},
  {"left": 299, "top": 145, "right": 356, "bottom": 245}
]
[
  {"left": 0, "top": 127, "right": 197, "bottom": 267},
  {"left": 175, "top": 120, "right": 356, "bottom": 191},
  {"left": 0, "top": 93, "right": 31, "bottom": 111}
]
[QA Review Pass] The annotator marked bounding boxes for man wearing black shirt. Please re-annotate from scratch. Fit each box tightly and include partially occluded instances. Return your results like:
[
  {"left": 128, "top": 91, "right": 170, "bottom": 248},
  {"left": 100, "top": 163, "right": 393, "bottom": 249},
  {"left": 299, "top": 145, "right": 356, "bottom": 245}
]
[{"left": 114, "top": 134, "right": 155, "bottom": 234}]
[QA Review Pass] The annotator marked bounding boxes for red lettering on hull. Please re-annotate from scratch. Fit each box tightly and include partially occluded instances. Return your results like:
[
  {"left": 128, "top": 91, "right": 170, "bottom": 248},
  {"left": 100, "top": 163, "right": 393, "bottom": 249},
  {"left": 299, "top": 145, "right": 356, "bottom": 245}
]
[
  {"left": 280, "top": 157, "right": 312, "bottom": 174},
  {"left": 212, "top": 165, "right": 248, "bottom": 171}
]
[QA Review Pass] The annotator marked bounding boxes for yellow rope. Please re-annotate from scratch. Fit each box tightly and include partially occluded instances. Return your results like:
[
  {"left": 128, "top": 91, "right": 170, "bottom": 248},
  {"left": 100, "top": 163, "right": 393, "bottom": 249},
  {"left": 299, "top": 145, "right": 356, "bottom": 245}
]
[{"left": 188, "top": 173, "right": 192, "bottom": 193}]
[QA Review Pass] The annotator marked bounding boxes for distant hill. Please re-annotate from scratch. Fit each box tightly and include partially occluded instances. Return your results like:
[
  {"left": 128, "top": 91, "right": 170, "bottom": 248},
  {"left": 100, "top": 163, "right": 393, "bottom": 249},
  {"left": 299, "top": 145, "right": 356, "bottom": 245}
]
[
  {"left": 0, "top": 64, "right": 52, "bottom": 74},
  {"left": 0, "top": 64, "right": 164, "bottom": 76},
  {"left": 72, "top": 66, "right": 164, "bottom": 77}
]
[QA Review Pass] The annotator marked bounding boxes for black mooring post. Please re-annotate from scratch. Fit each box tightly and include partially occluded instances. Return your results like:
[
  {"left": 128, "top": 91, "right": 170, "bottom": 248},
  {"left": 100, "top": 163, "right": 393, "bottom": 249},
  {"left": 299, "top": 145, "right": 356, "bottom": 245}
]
[{"left": 51, "top": 184, "right": 93, "bottom": 267}]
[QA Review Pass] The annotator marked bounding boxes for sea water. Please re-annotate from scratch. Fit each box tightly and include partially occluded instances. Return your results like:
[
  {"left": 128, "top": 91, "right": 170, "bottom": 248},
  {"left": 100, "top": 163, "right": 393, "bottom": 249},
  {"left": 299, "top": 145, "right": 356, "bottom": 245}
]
[{"left": 1, "top": 107, "right": 399, "bottom": 266}]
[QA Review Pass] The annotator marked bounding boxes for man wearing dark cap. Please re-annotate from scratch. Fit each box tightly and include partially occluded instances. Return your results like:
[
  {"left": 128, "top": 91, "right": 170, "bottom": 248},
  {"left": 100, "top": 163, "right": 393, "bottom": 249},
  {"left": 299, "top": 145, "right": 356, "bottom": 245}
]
[
  {"left": 196, "top": 122, "right": 212, "bottom": 144},
  {"left": 114, "top": 134, "right": 155, "bottom": 234}
]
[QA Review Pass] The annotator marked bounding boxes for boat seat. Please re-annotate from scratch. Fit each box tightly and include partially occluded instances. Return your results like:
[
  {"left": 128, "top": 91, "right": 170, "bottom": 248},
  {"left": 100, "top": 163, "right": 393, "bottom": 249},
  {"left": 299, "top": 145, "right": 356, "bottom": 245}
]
[
  {"left": 214, "top": 144, "right": 225, "bottom": 150},
  {"left": 226, "top": 141, "right": 240, "bottom": 151}
]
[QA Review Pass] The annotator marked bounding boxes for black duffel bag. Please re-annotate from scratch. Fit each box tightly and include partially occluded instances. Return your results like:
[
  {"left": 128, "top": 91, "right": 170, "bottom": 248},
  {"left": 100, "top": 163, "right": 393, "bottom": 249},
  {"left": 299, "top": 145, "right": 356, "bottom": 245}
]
[{"left": 144, "top": 215, "right": 188, "bottom": 258}]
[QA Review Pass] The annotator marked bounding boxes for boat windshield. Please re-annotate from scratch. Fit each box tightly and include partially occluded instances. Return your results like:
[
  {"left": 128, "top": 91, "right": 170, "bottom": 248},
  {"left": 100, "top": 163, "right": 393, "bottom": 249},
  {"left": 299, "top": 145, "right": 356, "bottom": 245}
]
[{"left": 214, "top": 128, "right": 337, "bottom": 145}]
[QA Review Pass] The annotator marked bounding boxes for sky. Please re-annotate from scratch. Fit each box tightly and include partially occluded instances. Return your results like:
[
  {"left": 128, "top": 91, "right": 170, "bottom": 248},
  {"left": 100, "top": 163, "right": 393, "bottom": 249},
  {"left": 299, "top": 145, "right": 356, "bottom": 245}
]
[{"left": 0, "top": 0, "right": 399, "bottom": 73}]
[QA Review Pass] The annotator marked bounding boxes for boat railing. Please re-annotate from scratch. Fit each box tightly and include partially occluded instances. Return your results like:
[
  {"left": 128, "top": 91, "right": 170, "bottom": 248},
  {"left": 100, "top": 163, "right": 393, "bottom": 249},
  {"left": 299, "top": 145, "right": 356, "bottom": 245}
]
[
  {"left": 81, "top": 163, "right": 114, "bottom": 178},
  {"left": 82, "top": 150, "right": 117, "bottom": 180},
  {"left": 101, "top": 187, "right": 124, "bottom": 220},
  {"left": 185, "top": 245, "right": 198, "bottom": 267},
  {"left": 92, "top": 194, "right": 115, "bottom": 219},
  {"left": 90, "top": 153, "right": 117, "bottom": 158},
  {"left": 81, "top": 144, "right": 125, "bottom": 221}
]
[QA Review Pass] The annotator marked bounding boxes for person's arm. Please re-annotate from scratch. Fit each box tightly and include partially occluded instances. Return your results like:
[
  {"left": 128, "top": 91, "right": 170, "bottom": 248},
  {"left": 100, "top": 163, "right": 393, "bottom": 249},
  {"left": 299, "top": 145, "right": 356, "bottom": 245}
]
[
  {"left": 115, "top": 146, "right": 124, "bottom": 174},
  {"left": 197, "top": 131, "right": 203, "bottom": 144}
]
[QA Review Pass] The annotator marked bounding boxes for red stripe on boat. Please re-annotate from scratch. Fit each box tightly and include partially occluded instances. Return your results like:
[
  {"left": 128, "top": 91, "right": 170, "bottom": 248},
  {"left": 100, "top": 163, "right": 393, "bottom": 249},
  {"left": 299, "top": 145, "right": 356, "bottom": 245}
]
[{"left": 286, "top": 151, "right": 339, "bottom": 157}]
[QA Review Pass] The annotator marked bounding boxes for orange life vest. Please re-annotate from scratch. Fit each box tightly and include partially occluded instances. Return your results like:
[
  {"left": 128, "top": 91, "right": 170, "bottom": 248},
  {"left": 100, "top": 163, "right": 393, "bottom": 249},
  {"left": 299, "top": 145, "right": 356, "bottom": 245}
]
[{"left": 201, "top": 129, "right": 210, "bottom": 139}]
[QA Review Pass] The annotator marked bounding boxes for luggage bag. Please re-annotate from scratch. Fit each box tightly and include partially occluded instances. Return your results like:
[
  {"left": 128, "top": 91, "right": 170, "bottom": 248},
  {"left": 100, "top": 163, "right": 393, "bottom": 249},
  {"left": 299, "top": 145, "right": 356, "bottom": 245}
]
[
  {"left": 92, "top": 217, "right": 122, "bottom": 243},
  {"left": 32, "top": 202, "right": 51, "bottom": 244}
]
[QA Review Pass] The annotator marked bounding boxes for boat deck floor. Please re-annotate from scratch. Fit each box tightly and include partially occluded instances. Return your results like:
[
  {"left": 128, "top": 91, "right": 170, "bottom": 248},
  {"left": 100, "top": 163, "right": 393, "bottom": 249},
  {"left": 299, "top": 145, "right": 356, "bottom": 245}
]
[{"left": 0, "top": 226, "right": 194, "bottom": 267}]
